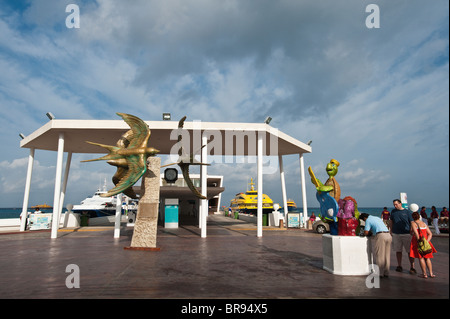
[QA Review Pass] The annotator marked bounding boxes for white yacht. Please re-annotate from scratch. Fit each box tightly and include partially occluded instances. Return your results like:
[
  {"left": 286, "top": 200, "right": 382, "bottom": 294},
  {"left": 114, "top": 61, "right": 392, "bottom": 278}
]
[{"left": 72, "top": 181, "right": 119, "bottom": 218}]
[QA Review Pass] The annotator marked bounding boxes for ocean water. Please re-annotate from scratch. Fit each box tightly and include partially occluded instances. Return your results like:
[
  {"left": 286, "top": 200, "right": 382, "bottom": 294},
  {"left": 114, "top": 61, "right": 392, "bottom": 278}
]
[
  {"left": 1, "top": 206, "right": 445, "bottom": 219},
  {"left": 0, "top": 207, "right": 25, "bottom": 219},
  {"left": 0, "top": 206, "right": 390, "bottom": 219},
  {"left": 0, "top": 207, "right": 67, "bottom": 219}
]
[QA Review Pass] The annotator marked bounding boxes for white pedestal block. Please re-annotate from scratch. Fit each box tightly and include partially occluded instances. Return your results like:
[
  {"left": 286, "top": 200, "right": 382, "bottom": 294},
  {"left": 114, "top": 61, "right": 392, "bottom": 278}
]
[
  {"left": 322, "top": 234, "right": 372, "bottom": 276},
  {"left": 64, "top": 212, "right": 80, "bottom": 228},
  {"left": 268, "top": 212, "right": 282, "bottom": 226}
]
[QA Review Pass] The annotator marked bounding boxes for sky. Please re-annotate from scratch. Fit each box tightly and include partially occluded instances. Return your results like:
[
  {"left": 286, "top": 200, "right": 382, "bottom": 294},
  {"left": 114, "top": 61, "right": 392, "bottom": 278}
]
[{"left": 0, "top": 0, "right": 448, "bottom": 210}]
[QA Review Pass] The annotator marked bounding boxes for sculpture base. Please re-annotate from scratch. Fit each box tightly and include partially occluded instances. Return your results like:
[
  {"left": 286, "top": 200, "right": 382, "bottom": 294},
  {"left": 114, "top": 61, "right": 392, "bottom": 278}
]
[
  {"left": 129, "top": 157, "right": 160, "bottom": 249},
  {"left": 322, "top": 234, "right": 372, "bottom": 276},
  {"left": 124, "top": 246, "right": 161, "bottom": 251}
]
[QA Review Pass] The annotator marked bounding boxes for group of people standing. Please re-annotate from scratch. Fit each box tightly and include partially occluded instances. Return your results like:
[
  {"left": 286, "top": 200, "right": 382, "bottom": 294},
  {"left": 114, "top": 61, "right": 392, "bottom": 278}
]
[
  {"left": 359, "top": 199, "right": 440, "bottom": 279},
  {"left": 383, "top": 205, "right": 449, "bottom": 234}
]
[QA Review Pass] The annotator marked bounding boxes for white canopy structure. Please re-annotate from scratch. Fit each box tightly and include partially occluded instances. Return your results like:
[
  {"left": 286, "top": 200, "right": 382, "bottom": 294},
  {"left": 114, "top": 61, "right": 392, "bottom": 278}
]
[{"left": 19, "top": 116, "right": 312, "bottom": 239}]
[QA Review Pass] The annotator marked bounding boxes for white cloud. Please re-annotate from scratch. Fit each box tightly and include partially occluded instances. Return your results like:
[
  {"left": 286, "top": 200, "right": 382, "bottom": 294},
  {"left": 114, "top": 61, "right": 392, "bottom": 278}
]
[
  {"left": 0, "top": 157, "right": 53, "bottom": 194},
  {"left": 0, "top": 1, "right": 448, "bottom": 208}
]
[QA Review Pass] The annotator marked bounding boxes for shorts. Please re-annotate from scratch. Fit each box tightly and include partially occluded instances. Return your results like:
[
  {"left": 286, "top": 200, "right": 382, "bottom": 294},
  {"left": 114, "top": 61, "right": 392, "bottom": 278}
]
[{"left": 392, "top": 233, "right": 412, "bottom": 253}]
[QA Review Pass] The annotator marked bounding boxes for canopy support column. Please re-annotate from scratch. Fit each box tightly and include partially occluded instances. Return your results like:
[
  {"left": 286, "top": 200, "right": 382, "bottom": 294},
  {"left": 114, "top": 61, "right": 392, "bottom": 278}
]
[
  {"left": 20, "top": 148, "right": 35, "bottom": 231},
  {"left": 299, "top": 153, "right": 308, "bottom": 228},
  {"left": 200, "top": 135, "right": 208, "bottom": 238},
  {"left": 114, "top": 193, "right": 122, "bottom": 238},
  {"left": 58, "top": 152, "right": 72, "bottom": 226},
  {"left": 257, "top": 133, "right": 263, "bottom": 237},
  {"left": 279, "top": 155, "right": 288, "bottom": 215},
  {"left": 51, "top": 133, "right": 65, "bottom": 239}
]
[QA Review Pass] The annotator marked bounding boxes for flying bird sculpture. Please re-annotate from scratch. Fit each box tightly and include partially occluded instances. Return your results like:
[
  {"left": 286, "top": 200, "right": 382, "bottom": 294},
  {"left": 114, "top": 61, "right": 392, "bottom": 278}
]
[
  {"left": 162, "top": 116, "right": 210, "bottom": 199},
  {"left": 82, "top": 113, "right": 159, "bottom": 198}
]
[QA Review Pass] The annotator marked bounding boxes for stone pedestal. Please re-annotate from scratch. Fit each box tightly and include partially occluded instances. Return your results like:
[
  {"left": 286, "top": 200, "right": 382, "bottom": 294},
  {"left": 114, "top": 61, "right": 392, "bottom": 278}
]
[
  {"left": 322, "top": 234, "right": 372, "bottom": 276},
  {"left": 125, "top": 157, "right": 161, "bottom": 251}
]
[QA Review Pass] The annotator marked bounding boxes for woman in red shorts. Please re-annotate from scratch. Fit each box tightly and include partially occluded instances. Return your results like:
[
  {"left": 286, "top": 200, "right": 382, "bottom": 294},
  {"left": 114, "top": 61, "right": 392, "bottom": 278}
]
[{"left": 410, "top": 212, "right": 437, "bottom": 278}]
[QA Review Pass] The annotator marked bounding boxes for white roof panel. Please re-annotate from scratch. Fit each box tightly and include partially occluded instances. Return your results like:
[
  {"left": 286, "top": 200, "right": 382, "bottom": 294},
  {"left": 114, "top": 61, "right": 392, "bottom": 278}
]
[{"left": 20, "top": 119, "right": 312, "bottom": 156}]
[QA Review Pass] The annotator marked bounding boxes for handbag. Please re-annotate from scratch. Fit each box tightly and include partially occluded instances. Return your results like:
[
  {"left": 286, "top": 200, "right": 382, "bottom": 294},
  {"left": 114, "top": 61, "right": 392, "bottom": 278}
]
[{"left": 415, "top": 222, "right": 433, "bottom": 255}]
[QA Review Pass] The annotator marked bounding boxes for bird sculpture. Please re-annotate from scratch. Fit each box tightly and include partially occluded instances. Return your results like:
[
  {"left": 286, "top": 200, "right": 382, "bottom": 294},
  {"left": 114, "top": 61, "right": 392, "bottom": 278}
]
[
  {"left": 81, "top": 113, "right": 159, "bottom": 198},
  {"left": 161, "top": 116, "right": 210, "bottom": 199}
]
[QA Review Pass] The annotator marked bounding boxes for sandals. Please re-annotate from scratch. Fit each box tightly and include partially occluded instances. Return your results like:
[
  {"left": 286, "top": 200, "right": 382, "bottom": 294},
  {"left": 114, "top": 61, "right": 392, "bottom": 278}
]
[
  {"left": 396, "top": 266, "right": 436, "bottom": 278},
  {"left": 418, "top": 274, "right": 436, "bottom": 278}
]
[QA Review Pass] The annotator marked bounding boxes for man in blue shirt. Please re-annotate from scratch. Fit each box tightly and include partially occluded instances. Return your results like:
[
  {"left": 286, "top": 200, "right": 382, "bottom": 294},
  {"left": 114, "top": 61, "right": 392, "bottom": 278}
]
[
  {"left": 390, "top": 199, "right": 416, "bottom": 274},
  {"left": 359, "top": 213, "right": 392, "bottom": 278}
]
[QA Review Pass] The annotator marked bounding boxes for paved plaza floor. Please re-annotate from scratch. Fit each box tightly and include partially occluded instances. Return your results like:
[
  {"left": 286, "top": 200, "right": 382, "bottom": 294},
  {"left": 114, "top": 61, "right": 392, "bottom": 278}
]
[{"left": 0, "top": 214, "right": 448, "bottom": 304}]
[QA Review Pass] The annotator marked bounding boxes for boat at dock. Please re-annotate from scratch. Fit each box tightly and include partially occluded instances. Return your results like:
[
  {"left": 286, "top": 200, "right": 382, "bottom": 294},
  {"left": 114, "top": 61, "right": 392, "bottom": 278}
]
[
  {"left": 229, "top": 178, "right": 274, "bottom": 215},
  {"left": 0, "top": 181, "right": 137, "bottom": 231},
  {"left": 31, "top": 204, "right": 52, "bottom": 210},
  {"left": 71, "top": 180, "right": 137, "bottom": 218},
  {"left": 286, "top": 199, "right": 297, "bottom": 212}
]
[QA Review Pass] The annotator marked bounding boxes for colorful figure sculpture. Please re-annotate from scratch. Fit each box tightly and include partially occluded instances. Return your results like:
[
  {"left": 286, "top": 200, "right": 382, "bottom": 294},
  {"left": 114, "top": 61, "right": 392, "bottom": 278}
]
[
  {"left": 309, "top": 161, "right": 360, "bottom": 236},
  {"left": 338, "top": 197, "right": 355, "bottom": 219},
  {"left": 82, "top": 113, "right": 159, "bottom": 197},
  {"left": 307, "top": 159, "right": 341, "bottom": 202},
  {"left": 324, "top": 159, "right": 341, "bottom": 202},
  {"left": 309, "top": 166, "right": 339, "bottom": 234},
  {"left": 316, "top": 191, "right": 339, "bottom": 235},
  {"left": 337, "top": 196, "right": 359, "bottom": 236}
]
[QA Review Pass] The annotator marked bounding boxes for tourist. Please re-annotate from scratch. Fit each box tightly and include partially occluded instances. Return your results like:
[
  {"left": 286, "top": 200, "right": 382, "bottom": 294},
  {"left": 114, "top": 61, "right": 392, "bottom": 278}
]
[
  {"left": 308, "top": 212, "right": 317, "bottom": 229},
  {"left": 430, "top": 206, "right": 440, "bottom": 235},
  {"left": 381, "top": 207, "right": 390, "bottom": 228},
  {"left": 359, "top": 213, "right": 392, "bottom": 278},
  {"left": 419, "top": 206, "right": 428, "bottom": 225},
  {"left": 34, "top": 207, "right": 42, "bottom": 214},
  {"left": 390, "top": 199, "right": 416, "bottom": 274},
  {"left": 440, "top": 207, "right": 448, "bottom": 227},
  {"left": 410, "top": 212, "right": 437, "bottom": 278}
]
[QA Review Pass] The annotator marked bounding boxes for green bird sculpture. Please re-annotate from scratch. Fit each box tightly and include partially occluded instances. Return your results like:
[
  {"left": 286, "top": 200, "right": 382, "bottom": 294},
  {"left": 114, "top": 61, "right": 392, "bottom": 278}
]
[
  {"left": 161, "top": 116, "right": 210, "bottom": 199},
  {"left": 82, "top": 113, "right": 159, "bottom": 198}
]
